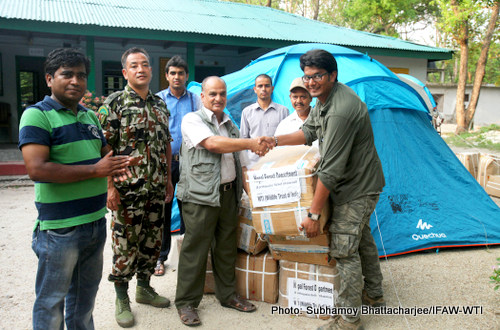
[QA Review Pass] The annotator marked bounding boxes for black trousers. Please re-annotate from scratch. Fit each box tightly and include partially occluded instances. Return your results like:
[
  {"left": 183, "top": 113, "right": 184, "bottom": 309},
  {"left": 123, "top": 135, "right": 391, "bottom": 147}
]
[{"left": 158, "top": 160, "right": 184, "bottom": 263}]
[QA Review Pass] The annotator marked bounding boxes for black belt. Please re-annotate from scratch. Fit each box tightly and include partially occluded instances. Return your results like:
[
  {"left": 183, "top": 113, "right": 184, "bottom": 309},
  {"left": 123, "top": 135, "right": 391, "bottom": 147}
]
[
  {"left": 220, "top": 181, "right": 235, "bottom": 192},
  {"left": 172, "top": 154, "right": 180, "bottom": 162}
]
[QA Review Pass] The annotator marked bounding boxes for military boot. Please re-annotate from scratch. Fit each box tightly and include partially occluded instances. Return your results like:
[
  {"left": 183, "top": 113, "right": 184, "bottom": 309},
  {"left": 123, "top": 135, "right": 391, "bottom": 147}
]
[
  {"left": 115, "top": 297, "right": 134, "bottom": 328},
  {"left": 136, "top": 285, "right": 170, "bottom": 308},
  {"left": 362, "top": 289, "right": 386, "bottom": 307}
]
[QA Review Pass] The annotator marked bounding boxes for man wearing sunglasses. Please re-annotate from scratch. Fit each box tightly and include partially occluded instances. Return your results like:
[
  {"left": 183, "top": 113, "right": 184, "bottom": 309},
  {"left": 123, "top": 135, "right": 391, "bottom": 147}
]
[{"left": 259, "top": 49, "right": 385, "bottom": 330}]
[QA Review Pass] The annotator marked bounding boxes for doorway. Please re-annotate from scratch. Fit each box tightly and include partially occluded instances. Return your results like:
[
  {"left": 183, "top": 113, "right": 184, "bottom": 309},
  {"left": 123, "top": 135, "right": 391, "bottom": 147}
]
[{"left": 16, "top": 56, "right": 50, "bottom": 123}]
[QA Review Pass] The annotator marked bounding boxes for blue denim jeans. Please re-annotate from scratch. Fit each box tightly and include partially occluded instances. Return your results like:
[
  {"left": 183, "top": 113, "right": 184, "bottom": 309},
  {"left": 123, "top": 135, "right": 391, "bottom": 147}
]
[{"left": 32, "top": 217, "right": 106, "bottom": 330}]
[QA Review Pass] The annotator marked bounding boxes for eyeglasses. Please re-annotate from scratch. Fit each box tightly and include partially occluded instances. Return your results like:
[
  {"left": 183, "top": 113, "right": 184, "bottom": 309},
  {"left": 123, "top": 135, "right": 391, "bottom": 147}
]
[{"left": 302, "top": 72, "right": 328, "bottom": 83}]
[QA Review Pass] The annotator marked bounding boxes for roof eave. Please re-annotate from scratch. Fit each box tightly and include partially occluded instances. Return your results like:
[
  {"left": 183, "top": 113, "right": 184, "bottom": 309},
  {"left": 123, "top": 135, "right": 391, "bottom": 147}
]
[
  {"left": 0, "top": 18, "right": 453, "bottom": 60},
  {"left": 349, "top": 46, "right": 453, "bottom": 61}
]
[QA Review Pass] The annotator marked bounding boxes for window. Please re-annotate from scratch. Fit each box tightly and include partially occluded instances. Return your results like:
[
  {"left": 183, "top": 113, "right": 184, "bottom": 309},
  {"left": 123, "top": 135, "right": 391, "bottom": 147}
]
[{"left": 102, "top": 61, "right": 125, "bottom": 96}]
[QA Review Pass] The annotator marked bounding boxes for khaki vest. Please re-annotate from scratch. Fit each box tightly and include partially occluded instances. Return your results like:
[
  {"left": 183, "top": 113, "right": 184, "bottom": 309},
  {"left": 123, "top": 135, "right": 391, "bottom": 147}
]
[{"left": 176, "top": 109, "right": 243, "bottom": 207}]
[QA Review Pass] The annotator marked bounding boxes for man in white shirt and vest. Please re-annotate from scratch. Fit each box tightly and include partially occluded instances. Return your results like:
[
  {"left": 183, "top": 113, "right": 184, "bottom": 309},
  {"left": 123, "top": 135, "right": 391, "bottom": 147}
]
[{"left": 175, "top": 76, "right": 269, "bottom": 327}]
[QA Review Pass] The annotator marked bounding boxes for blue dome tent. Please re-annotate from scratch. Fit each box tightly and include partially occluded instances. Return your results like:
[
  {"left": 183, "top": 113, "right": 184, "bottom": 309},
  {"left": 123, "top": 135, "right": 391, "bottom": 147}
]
[{"left": 177, "top": 43, "right": 500, "bottom": 257}]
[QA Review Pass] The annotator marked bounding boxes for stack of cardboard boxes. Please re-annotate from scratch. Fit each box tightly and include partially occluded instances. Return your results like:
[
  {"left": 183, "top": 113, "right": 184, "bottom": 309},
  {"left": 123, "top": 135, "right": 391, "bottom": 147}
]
[
  {"left": 237, "top": 145, "right": 339, "bottom": 318},
  {"left": 234, "top": 196, "right": 279, "bottom": 303},
  {"left": 477, "top": 153, "right": 500, "bottom": 198},
  {"left": 456, "top": 151, "right": 500, "bottom": 198},
  {"left": 176, "top": 146, "right": 340, "bottom": 319}
]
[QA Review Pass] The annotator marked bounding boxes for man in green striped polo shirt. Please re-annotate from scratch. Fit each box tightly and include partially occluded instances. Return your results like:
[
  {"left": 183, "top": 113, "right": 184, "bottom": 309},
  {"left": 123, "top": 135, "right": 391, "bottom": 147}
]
[{"left": 19, "top": 48, "right": 131, "bottom": 330}]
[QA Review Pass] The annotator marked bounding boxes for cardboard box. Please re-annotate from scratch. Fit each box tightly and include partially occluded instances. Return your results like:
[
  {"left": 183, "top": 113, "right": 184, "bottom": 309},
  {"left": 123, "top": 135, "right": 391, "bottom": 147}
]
[
  {"left": 477, "top": 153, "right": 500, "bottom": 188},
  {"left": 177, "top": 237, "right": 215, "bottom": 294},
  {"left": 267, "top": 233, "right": 335, "bottom": 267},
  {"left": 237, "top": 203, "right": 268, "bottom": 255},
  {"left": 485, "top": 174, "right": 500, "bottom": 198},
  {"left": 235, "top": 251, "right": 279, "bottom": 303},
  {"left": 455, "top": 151, "right": 480, "bottom": 179},
  {"left": 246, "top": 146, "right": 330, "bottom": 235},
  {"left": 278, "top": 260, "right": 340, "bottom": 319}
]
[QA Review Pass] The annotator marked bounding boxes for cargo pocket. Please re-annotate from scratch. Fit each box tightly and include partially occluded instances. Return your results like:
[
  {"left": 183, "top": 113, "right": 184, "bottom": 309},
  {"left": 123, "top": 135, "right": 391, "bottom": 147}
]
[
  {"left": 330, "top": 232, "right": 361, "bottom": 258},
  {"left": 189, "top": 162, "right": 215, "bottom": 196}
]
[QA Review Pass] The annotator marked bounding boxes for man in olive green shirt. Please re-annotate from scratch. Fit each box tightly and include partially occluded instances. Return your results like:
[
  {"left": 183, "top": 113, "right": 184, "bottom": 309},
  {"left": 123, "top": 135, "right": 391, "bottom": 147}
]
[{"left": 260, "top": 49, "right": 385, "bottom": 330}]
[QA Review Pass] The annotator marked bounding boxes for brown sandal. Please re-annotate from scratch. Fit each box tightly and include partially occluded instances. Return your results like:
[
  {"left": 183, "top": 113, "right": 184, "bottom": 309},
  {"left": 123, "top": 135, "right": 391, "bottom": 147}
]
[
  {"left": 154, "top": 261, "right": 165, "bottom": 276},
  {"left": 177, "top": 306, "right": 201, "bottom": 326},
  {"left": 221, "top": 296, "right": 256, "bottom": 312}
]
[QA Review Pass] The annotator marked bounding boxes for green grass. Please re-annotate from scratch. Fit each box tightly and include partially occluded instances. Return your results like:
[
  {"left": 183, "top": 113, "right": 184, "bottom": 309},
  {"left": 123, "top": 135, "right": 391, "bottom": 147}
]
[{"left": 443, "top": 124, "right": 500, "bottom": 152}]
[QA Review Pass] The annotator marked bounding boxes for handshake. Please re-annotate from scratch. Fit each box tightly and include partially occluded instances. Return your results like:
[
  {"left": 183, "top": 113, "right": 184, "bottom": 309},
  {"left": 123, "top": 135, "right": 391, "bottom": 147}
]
[{"left": 249, "top": 136, "right": 277, "bottom": 157}]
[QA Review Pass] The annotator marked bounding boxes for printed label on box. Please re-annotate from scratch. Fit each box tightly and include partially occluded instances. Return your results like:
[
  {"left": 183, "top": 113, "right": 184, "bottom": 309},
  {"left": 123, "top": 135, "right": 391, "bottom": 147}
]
[
  {"left": 287, "top": 278, "right": 336, "bottom": 311},
  {"left": 260, "top": 212, "right": 274, "bottom": 234},
  {"left": 248, "top": 166, "right": 301, "bottom": 207}
]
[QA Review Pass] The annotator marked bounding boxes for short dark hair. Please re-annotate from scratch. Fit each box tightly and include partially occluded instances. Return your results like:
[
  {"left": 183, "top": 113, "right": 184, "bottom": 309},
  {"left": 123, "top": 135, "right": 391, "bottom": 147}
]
[
  {"left": 121, "top": 47, "right": 150, "bottom": 68},
  {"left": 255, "top": 74, "right": 272, "bottom": 86},
  {"left": 300, "top": 49, "right": 338, "bottom": 80},
  {"left": 44, "top": 48, "right": 90, "bottom": 76},
  {"left": 165, "top": 55, "right": 189, "bottom": 74}
]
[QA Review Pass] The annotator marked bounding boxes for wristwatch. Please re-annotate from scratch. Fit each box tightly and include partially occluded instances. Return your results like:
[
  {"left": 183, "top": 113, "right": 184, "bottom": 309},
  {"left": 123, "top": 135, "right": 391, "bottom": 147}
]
[{"left": 307, "top": 212, "right": 321, "bottom": 221}]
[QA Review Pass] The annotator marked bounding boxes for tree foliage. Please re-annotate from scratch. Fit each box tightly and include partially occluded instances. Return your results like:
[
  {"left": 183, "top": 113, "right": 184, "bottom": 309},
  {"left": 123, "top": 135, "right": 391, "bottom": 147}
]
[
  {"left": 340, "top": 0, "right": 438, "bottom": 37},
  {"left": 223, "top": 0, "right": 500, "bottom": 127},
  {"left": 432, "top": 0, "right": 499, "bottom": 132}
]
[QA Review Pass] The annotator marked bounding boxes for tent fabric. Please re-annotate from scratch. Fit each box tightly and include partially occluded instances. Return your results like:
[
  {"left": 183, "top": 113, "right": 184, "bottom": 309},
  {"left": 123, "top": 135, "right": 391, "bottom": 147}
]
[
  {"left": 397, "top": 73, "right": 437, "bottom": 109},
  {"left": 219, "top": 44, "right": 430, "bottom": 126},
  {"left": 180, "top": 43, "right": 500, "bottom": 257},
  {"left": 370, "top": 108, "right": 500, "bottom": 256}
]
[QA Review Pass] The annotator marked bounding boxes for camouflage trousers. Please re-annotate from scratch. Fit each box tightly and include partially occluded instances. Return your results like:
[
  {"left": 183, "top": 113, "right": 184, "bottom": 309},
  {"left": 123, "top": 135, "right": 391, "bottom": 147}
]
[
  {"left": 329, "top": 194, "right": 383, "bottom": 322},
  {"left": 108, "top": 194, "right": 164, "bottom": 283}
]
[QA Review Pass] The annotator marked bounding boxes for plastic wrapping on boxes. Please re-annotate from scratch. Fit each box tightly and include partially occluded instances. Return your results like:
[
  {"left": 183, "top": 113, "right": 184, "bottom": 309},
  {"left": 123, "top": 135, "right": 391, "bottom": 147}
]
[
  {"left": 235, "top": 251, "right": 279, "bottom": 303},
  {"left": 246, "top": 146, "right": 329, "bottom": 235},
  {"left": 485, "top": 175, "right": 500, "bottom": 198},
  {"left": 278, "top": 260, "right": 340, "bottom": 319},
  {"left": 477, "top": 154, "right": 500, "bottom": 197},
  {"left": 237, "top": 199, "right": 268, "bottom": 254},
  {"left": 177, "top": 237, "right": 215, "bottom": 294},
  {"left": 267, "top": 233, "right": 335, "bottom": 266},
  {"left": 455, "top": 151, "right": 480, "bottom": 179}
]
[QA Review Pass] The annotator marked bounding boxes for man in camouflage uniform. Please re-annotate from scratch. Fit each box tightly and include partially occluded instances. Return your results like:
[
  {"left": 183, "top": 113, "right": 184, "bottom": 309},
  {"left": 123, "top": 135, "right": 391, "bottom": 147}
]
[{"left": 99, "top": 47, "right": 174, "bottom": 328}]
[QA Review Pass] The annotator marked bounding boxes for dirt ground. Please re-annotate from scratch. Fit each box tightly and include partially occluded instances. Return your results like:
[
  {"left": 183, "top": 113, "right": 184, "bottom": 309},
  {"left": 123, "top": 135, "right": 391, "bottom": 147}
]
[{"left": 0, "top": 185, "right": 499, "bottom": 330}]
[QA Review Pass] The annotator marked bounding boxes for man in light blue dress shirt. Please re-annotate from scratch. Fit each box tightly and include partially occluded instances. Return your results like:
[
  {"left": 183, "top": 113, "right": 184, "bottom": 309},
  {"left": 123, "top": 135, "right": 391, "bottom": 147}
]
[
  {"left": 240, "top": 74, "right": 289, "bottom": 167},
  {"left": 155, "top": 55, "right": 201, "bottom": 276}
]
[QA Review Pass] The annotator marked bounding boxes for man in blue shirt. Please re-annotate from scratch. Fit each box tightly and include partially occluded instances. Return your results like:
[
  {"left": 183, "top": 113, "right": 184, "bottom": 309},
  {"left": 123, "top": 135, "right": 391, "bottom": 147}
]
[{"left": 155, "top": 55, "right": 201, "bottom": 276}]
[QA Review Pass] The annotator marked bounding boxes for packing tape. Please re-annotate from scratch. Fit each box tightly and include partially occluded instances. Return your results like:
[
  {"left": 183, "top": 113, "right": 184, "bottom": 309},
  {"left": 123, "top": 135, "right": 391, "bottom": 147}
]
[
  {"left": 269, "top": 244, "right": 330, "bottom": 253},
  {"left": 234, "top": 267, "right": 279, "bottom": 276},
  {"left": 252, "top": 206, "right": 309, "bottom": 214},
  {"left": 486, "top": 179, "right": 500, "bottom": 192},
  {"left": 262, "top": 252, "right": 267, "bottom": 299},
  {"left": 280, "top": 265, "right": 338, "bottom": 278},
  {"left": 236, "top": 252, "right": 278, "bottom": 301}
]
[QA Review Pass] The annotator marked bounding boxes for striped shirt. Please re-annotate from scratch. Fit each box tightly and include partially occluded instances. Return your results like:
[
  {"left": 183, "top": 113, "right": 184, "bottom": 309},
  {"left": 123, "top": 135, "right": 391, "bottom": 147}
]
[{"left": 18, "top": 96, "right": 107, "bottom": 230}]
